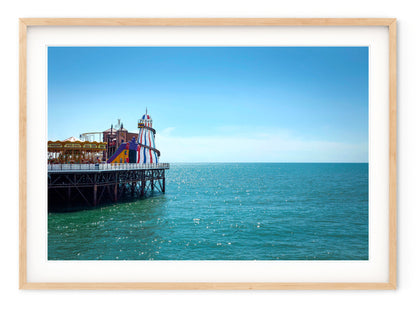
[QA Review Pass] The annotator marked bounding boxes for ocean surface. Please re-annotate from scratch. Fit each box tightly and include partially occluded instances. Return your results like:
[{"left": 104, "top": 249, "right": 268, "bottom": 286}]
[{"left": 48, "top": 163, "right": 368, "bottom": 260}]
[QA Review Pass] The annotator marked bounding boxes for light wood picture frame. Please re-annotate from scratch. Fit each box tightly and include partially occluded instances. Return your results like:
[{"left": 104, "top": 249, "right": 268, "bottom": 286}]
[{"left": 19, "top": 18, "right": 397, "bottom": 290}]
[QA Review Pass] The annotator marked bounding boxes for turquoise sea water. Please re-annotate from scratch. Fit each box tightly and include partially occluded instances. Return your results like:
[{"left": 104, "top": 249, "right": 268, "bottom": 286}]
[{"left": 48, "top": 163, "right": 368, "bottom": 260}]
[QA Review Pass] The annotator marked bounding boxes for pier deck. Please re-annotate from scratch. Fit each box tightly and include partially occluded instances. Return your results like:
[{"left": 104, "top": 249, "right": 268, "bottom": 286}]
[{"left": 48, "top": 163, "right": 169, "bottom": 211}]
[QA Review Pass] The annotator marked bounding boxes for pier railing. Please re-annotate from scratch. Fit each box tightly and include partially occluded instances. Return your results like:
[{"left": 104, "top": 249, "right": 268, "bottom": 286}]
[{"left": 48, "top": 163, "right": 170, "bottom": 172}]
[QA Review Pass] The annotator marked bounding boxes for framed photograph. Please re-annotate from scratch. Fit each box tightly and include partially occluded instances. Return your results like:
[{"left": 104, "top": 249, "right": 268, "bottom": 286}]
[{"left": 19, "top": 18, "right": 397, "bottom": 290}]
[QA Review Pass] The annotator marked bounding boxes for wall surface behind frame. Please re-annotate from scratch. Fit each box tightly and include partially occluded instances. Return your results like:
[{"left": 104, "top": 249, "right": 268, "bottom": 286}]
[{"left": 0, "top": 0, "right": 414, "bottom": 310}]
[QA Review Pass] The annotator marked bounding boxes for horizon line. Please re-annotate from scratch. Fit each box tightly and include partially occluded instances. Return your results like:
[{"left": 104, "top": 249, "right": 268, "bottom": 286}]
[{"left": 165, "top": 161, "right": 369, "bottom": 164}]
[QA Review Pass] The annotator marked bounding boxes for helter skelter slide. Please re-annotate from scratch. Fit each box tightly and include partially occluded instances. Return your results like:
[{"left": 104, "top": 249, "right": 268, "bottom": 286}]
[{"left": 107, "top": 110, "right": 160, "bottom": 164}]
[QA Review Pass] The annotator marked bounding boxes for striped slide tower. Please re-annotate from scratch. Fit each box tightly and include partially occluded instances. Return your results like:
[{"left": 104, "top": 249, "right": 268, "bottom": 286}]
[{"left": 137, "top": 109, "right": 159, "bottom": 164}]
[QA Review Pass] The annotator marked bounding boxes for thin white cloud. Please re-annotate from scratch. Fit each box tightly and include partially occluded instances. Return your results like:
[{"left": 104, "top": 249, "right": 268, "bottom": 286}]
[
  {"left": 159, "top": 127, "right": 176, "bottom": 136},
  {"left": 156, "top": 132, "right": 367, "bottom": 163}
]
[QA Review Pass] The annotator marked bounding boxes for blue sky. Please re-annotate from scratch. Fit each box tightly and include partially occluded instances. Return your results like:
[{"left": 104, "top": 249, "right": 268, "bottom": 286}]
[{"left": 48, "top": 47, "right": 368, "bottom": 162}]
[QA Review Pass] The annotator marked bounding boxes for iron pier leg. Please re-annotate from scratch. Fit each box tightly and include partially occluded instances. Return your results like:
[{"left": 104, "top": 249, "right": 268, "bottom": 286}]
[
  {"left": 114, "top": 183, "right": 118, "bottom": 203},
  {"left": 162, "top": 170, "right": 166, "bottom": 193},
  {"left": 151, "top": 171, "right": 154, "bottom": 192},
  {"left": 93, "top": 184, "right": 97, "bottom": 206},
  {"left": 140, "top": 173, "right": 145, "bottom": 197}
]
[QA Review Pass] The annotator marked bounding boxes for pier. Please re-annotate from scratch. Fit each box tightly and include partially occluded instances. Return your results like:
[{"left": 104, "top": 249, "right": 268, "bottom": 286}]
[{"left": 48, "top": 163, "right": 169, "bottom": 211}]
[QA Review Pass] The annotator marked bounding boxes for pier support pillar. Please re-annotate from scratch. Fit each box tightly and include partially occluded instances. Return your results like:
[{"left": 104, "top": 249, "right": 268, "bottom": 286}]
[
  {"left": 162, "top": 169, "right": 166, "bottom": 193},
  {"left": 140, "top": 180, "right": 145, "bottom": 197},
  {"left": 114, "top": 183, "right": 118, "bottom": 203},
  {"left": 93, "top": 184, "right": 97, "bottom": 206}
]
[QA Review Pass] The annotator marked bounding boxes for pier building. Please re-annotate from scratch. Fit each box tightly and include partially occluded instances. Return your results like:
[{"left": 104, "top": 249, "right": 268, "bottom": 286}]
[
  {"left": 78, "top": 119, "right": 140, "bottom": 161},
  {"left": 102, "top": 119, "right": 139, "bottom": 161}
]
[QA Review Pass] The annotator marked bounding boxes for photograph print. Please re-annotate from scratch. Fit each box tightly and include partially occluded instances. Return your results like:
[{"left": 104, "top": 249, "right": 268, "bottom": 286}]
[{"left": 47, "top": 46, "right": 368, "bottom": 261}]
